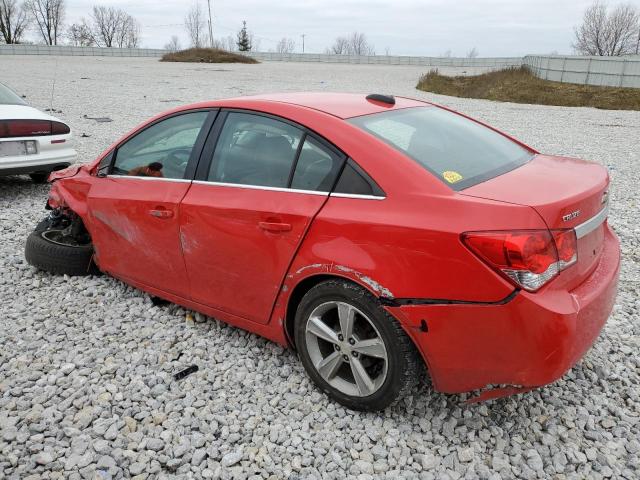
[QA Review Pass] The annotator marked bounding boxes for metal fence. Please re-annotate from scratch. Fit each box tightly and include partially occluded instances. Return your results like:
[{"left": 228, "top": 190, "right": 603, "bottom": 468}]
[{"left": 523, "top": 55, "right": 640, "bottom": 88}]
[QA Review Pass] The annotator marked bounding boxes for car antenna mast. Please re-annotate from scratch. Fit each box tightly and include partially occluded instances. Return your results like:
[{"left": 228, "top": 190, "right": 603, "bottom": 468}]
[{"left": 49, "top": 57, "right": 58, "bottom": 112}]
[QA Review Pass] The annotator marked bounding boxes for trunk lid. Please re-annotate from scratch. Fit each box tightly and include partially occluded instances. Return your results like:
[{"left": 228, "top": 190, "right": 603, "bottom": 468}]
[{"left": 461, "top": 154, "right": 609, "bottom": 290}]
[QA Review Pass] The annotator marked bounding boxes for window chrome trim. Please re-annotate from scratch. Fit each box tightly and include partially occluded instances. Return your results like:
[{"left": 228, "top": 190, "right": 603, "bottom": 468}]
[
  {"left": 330, "top": 192, "right": 386, "bottom": 201},
  {"left": 575, "top": 205, "right": 608, "bottom": 239},
  {"left": 192, "top": 180, "right": 329, "bottom": 196},
  {"left": 105, "top": 176, "right": 387, "bottom": 199},
  {"left": 107, "top": 175, "right": 192, "bottom": 183}
]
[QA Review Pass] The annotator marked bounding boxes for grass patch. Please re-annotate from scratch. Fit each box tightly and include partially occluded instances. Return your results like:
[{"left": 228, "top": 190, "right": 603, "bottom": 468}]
[
  {"left": 161, "top": 48, "right": 258, "bottom": 64},
  {"left": 416, "top": 66, "right": 640, "bottom": 110}
]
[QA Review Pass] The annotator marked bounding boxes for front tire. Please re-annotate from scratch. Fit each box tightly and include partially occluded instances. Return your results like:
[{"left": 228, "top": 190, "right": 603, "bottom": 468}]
[
  {"left": 25, "top": 220, "right": 96, "bottom": 276},
  {"left": 294, "top": 279, "right": 422, "bottom": 411}
]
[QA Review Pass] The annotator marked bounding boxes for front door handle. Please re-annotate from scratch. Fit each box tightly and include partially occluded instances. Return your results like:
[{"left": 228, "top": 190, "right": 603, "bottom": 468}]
[
  {"left": 259, "top": 221, "right": 292, "bottom": 233},
  {"left": 149, "top": 208, "right": 174, "bottom": 219}
]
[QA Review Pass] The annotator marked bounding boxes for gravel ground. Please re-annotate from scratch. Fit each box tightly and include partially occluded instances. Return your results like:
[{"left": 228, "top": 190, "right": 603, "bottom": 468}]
[{"left": 1, "top": 56, "right": 639, "bottom": 480}]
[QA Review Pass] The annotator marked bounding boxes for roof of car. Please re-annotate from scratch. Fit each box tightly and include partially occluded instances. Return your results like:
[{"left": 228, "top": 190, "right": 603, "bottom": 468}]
[{"left": 220, "top": 92, "right": 429, "bottom": 119}]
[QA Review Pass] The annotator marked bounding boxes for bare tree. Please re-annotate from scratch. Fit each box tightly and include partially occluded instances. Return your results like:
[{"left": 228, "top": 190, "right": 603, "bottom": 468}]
[
  {"left": 0, "top": 0, "right": 30, "bottom": 43},
  {"left": 184, "top": 2, "right": 205, "bottom": 48},
  {"left": 466, "top": 47, "right": 479, "bottom": 58},
  {"left": 573, "top": 1, "right": 640, "bottom": 56},
  {"left": 325, "top": 36, "right": 347, "bottom": 54},
  {"left": 212, "top": 35, "right": 236, "bottom": 51},
  {"left": 164, "top": 35, "right": 180, "bottom": 52},
  {"left": 275, "top": 37, "right": 294, "bottom": 54},
  {"left": 250, "top": 33, "right": 260, "bottom": 52},
  {"left": 114, "top": 12, "right": 139, "bottom": 48},
  {"left": 67, "top": 22, "right": 93, "bottom": 46},
  {"left": 25, "top": 0, "right": 64, "bottom": 45},
  {"left": 326, "top": 33, "right": 375, "bottom": 55},
  {"left": 347, "top": 31, "right": 375, "bottom": 55},
  {"left": 87, "top": 6, "right": 139, "bottom": 48}
]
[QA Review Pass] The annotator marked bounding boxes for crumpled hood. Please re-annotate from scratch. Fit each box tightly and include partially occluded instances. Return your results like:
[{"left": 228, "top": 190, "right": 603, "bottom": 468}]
[{"left": 49, "top": 164, "right": 85, "bottom": 181}]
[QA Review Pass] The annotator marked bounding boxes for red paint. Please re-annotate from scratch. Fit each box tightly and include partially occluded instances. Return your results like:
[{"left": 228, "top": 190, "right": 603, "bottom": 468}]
[
  {"left": 45, "top": 93, "right": 620, "bottom": 399},
  {"left": 87, "top": 177, "right": 191, "bottom": 297},
  {"left": 179, "top": 184, "right": 327, "bottom": 324}
]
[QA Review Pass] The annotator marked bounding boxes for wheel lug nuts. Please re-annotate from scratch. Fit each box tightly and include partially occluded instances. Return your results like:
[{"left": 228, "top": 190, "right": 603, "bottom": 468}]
[
  {"left": 348, "top": 338, "right": 355, "bottom": 345},
  {"left": 334, "top": 344, "right": 341, "bottom": 351},
  {"left": 338, "top": 334, "right": 344, "bottom": 341},
  {"left": 352, "top": 351, "right": 358, "bottom": 357},
  {"left": 342, "top": 354, "right": 349, "bottom": 362}
]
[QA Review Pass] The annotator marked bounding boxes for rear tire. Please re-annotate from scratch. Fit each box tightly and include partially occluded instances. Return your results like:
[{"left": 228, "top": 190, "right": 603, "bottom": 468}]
[
  {"left": 29, "top": 172, "right": 49, "bottom": 184},
  {"left": 294, "top": 279, "right": 422, "bottom": 411},
  {"left": 25, "top": 220, "right": 97, "bottom": 276}
]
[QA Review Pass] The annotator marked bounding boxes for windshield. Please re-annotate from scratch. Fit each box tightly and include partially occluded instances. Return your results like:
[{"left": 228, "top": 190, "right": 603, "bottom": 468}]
[
  {"left": 0, "top": 83, "right": 27, "bottom": 106},
  {"left": 348, "top": 106, "right": 534, "bottom": 190}
]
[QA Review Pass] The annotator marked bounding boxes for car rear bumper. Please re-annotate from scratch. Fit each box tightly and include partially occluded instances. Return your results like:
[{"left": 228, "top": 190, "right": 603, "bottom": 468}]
[
  {"left": 0, "top": 151, "right": 75, "bottom": 175},
  {"left": 387, "top": 223, "right": 621, "bottom": 394}
]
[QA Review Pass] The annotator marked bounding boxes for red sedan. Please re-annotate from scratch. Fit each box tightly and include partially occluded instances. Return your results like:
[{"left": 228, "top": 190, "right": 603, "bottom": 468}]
[{"left": 25, "top": 93, "right": 620, "bottom": 410}]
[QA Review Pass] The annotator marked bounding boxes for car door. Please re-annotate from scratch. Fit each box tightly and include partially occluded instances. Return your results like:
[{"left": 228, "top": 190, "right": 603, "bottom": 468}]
[
  {"left": 87, "top": 109, "right": 215, "bottom": 297},
  {"left": 180, "top": 110, "right": 345, "bottom": 324}
]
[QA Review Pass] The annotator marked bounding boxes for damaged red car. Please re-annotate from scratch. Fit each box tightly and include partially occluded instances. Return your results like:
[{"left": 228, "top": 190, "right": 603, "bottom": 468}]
[{"left": 25, "top": 93, "right": 620, "bottom": 410}]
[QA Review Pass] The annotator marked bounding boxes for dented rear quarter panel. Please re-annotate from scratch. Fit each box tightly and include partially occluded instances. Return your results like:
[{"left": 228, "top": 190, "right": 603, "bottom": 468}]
[{"left": 269, "top": 189, "right": 549, "bottom": 332}]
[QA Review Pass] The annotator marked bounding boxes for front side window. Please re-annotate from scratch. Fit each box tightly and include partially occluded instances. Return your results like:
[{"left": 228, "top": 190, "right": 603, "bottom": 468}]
[
  {"left": 208, "top": 112, "right": 303, "bottom": 188},
  {"left": 349, "top": 107, "right": 534, "bottom": 190},
  {"left": 113, "top": 111, "right": 209, "bottom": 179}
]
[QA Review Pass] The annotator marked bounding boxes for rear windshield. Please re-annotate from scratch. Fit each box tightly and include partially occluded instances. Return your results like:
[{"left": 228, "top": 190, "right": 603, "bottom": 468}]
[
  {"left": 348, "top": 106, "right": 534, "bottom": 190},
  {"left": 0, "top": 83, "right": 27, "bottom": 106}
]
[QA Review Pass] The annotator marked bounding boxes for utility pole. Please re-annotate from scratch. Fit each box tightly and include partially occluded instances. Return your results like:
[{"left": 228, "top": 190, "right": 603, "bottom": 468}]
[
  {"left": 207, "top": 0, "right": 214, "bottom": 48},
  {"left": 301, "top": 34, "right": 306, "bottom": 53}
]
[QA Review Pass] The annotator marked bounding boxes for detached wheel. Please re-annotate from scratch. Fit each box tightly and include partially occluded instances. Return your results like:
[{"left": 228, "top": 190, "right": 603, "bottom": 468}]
[
  {"left": 25, "top": 224, "right": 96, "bottom": 276},
  {"left": 294, "top": 280, "right": 422, "bottom": 411}
]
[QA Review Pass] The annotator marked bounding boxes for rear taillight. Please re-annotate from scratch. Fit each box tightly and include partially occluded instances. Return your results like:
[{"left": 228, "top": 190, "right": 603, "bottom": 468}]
[
  {"left": 462, "top": 229, "right": 577, "bottom": 292},
  {"left": 0, "top": 120, "right": 69, "bottom": 138},
  {"left": 51, "top": 121, "right": 70, "bottom": 135}
]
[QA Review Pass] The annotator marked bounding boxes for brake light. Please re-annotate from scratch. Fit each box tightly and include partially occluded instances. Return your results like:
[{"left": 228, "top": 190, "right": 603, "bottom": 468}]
[
  {"left": 0, "top": 120, "right": 70, "bottom": 138},
  {"left": 462, "top": 229, "right": 577, "bottom": 292},
  {"left": 51, "top": 121, "right": 70, "bottom": 135}
]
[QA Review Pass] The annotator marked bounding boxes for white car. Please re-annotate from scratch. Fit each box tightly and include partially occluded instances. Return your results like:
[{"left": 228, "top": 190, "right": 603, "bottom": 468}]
[{"left": 0, "top": 82, "right": 76, "bottom": 183}]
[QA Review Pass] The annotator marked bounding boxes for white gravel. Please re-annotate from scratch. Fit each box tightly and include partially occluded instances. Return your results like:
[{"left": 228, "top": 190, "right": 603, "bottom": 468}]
[{"left": 1, "top": 56, "right": 639, "bottom": 480}]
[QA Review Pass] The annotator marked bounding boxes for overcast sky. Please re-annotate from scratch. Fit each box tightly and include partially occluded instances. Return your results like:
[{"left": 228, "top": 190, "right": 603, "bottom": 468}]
[{"left": 61, "top": 0, "right": 640, "bottom": 56}]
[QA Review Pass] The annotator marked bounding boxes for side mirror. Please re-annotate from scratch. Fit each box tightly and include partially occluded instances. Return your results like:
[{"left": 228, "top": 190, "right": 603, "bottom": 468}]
[
  {"left": 96, "top": 151, "right": 114, "bottom": 178},
  {"left": 97, "top": 164, "right": 109, "bottom": 178}
]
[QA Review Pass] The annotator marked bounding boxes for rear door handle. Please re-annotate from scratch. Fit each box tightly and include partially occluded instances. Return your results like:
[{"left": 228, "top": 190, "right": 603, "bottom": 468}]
[
  {"left": 259, "top": 221, "right": 292, "bottom": 233},
  {"left": 149, "top": 208, "right": 174, "bottom": 219}
]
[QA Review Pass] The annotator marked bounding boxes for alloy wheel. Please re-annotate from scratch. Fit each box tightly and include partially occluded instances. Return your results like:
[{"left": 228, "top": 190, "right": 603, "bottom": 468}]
[{"left": 305, "top": 301, "right": 389, "bottom": 397}]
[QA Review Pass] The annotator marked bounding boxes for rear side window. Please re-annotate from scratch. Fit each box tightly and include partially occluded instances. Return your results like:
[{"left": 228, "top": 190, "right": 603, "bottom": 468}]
[
  {"left": 348, "top": 107, "right": 534, "bottom": 190},
  {"left": 208, "top": 112, "right": 302, "bottom": 188},
  {"left": 291, "top": 136, "right": 343, "bottom": 192},
  {"left": 334, "top": 159, "right": 384, "bottom": 196}
]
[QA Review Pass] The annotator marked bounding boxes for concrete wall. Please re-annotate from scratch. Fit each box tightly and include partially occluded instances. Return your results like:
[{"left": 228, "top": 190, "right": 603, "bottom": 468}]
[
  {"left": 523, "top": 55, "right": 640, "bottom": 88},
  {"left": 0, "top": 44, "right": 166, "bottom": 57},
  {"left": 2, "top": 45, "right": 639, "bottom": 88}
]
